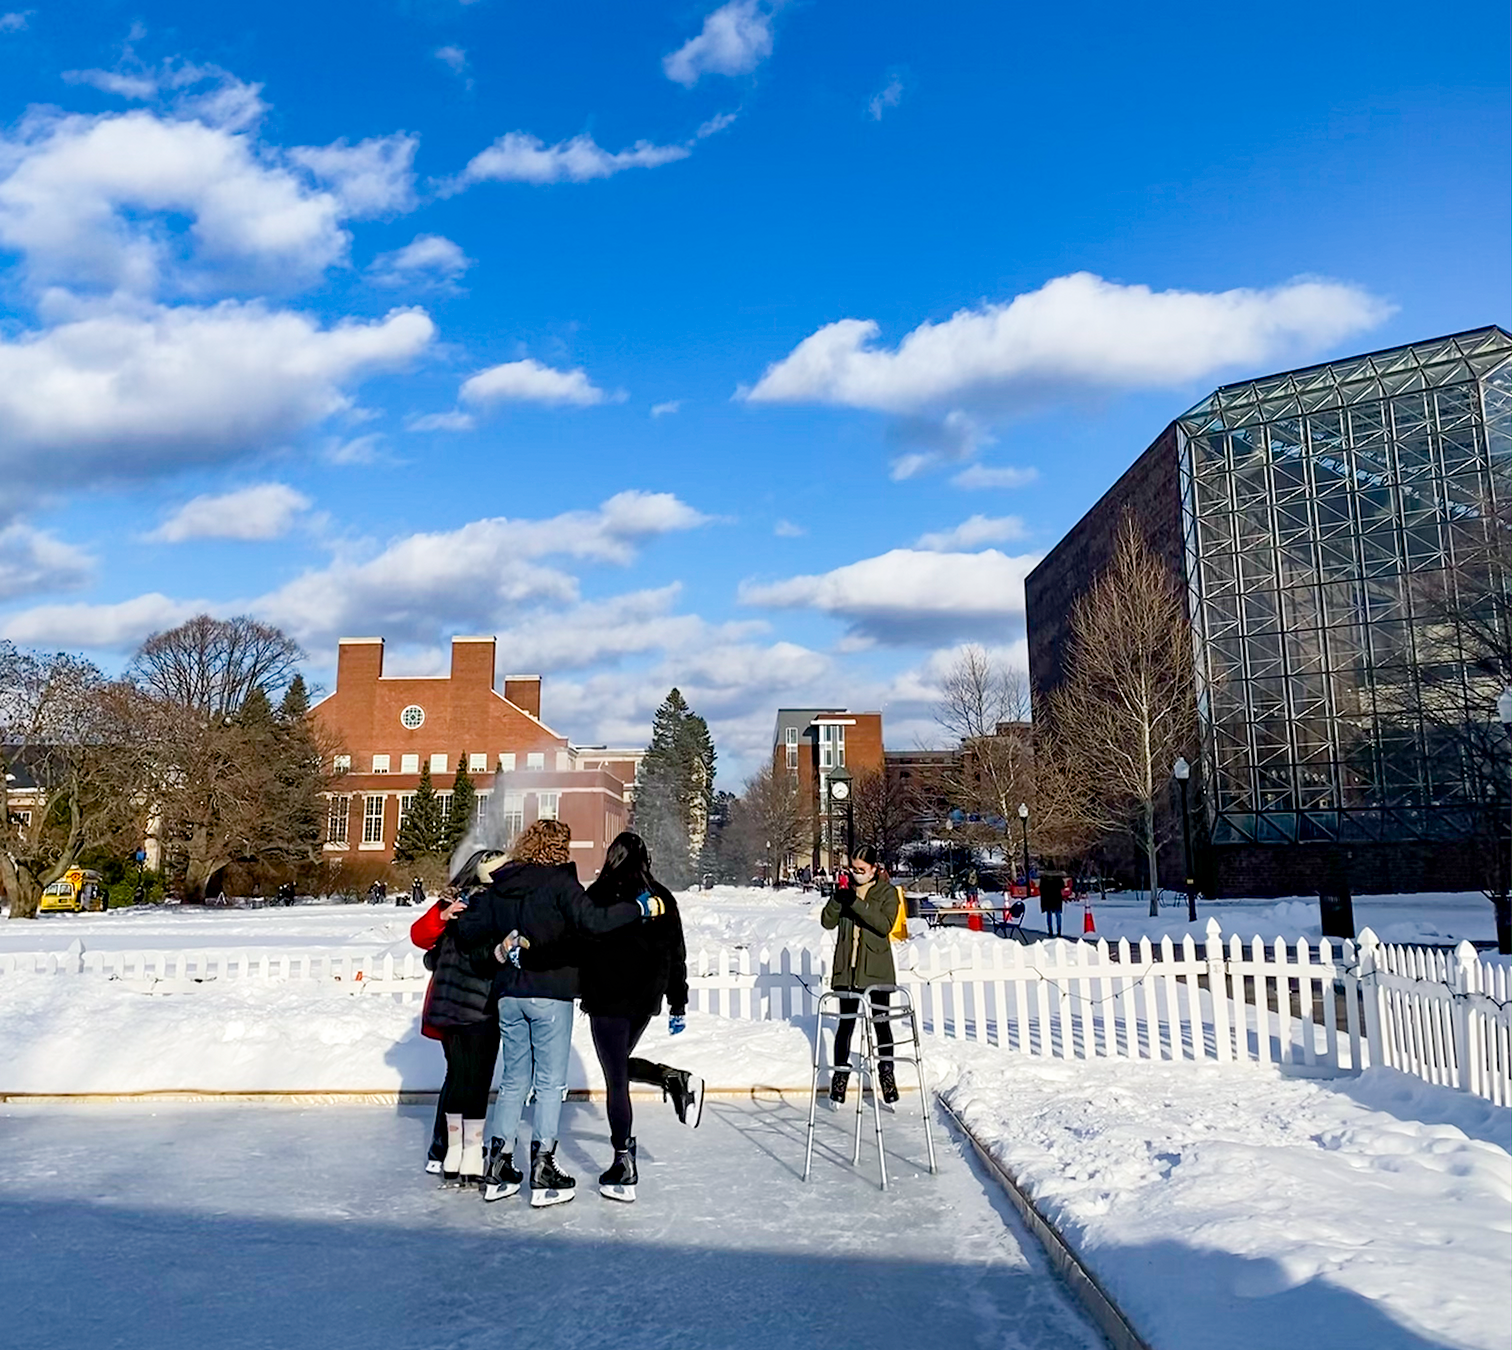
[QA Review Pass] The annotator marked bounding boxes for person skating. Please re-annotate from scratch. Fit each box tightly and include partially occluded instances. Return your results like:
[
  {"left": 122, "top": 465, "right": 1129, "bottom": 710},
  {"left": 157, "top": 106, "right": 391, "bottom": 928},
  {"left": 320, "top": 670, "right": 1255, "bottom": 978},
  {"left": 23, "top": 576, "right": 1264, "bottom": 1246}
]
[
  {"left": 820, "top": 844, "right": 902, "bottom": 1106},
  {"left": 410, "top": 851, "right": 507, "bottom": 1185},
  {"left": 456, "top": 820, "right": 665, "bottom": 1208},
  {"left": 580, "top": 831, "right": 700, "bottom": 1203}
]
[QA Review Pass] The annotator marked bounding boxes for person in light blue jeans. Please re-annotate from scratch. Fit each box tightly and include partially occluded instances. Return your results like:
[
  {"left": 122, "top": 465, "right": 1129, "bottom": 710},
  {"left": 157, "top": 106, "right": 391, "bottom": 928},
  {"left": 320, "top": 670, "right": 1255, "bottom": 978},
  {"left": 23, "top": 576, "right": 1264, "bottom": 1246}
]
[{"left": 488, "top": 995, "right": 574, "bottom": 1159}]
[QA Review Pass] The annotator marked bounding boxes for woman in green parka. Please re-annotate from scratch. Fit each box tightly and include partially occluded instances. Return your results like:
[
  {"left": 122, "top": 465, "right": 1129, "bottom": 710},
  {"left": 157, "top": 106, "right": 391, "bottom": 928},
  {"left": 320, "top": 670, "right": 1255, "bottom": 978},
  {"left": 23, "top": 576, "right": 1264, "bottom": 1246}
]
[{"left": 820, "top": 844, "right": 902, "bottom": 1105}]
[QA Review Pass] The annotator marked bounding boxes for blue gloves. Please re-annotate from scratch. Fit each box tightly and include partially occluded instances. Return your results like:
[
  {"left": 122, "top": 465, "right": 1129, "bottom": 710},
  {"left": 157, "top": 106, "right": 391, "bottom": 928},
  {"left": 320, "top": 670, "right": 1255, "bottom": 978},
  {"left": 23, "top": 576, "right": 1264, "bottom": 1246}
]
[
  {"left": 668, "top": 1014, "right": 686, "bottom": 1036},
  {"left": 634, "top": 891, "right": 666, "bottom": 919}
]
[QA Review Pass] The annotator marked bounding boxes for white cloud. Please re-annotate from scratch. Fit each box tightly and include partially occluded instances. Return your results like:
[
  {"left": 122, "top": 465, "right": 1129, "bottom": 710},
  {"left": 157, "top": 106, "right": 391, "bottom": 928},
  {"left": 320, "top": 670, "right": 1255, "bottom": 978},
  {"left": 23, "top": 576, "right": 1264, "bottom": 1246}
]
[
  {"left": 887, "top": 410, "right": 994, "bottom": 479},
  {"left": 774, "top": 519, "right": 805, "bottom": 537},
  {"left": 650, "top": 400, "right": 681, "bottom": 417},
  {"left": 456, "top": 131, "right": 689, "bottom": 187},
  {"left": 951, "top": 463, "right": 1038, "bottom": 490},
  {"left": 288, "top": 134, "right": 417, "bottom": 218},
  {"left": 368, "top": 233, "right": 471, "bottom": 287},
  {"left": 0, "top": 302, "right": 434, "bottom": 497},
  {"left": 460, "top": 358, "right": 611, "bottom": 408},
  {"left": 0, "top": 107, "right": 349, "bottom": 294},
  {"left": 64, "top": 69, "right": 158, "bottom": 99},
  {"left": 664, "top": 1, "right": 777, "bottom": 86},
  {"left": 435, "top": 46, "right": 468, "bottom": 77},
  {"left": 323, "top": 433, "right": 387, "bottom": 465},
  {"left": 0, "top": 591, "right": 206, "bottom": 648},
  {"left": 915, "top": 515, "right": 1028, "bottom": 551},
  {"left": 147, "top": 483, "right": 312, "bottom": 543},
  {"left": 868, "top": 75, "right": 904, "bottom": 121},
  {"left": 1, "top": 12, "right": 31, "bottom": 32},
  {"left": 0, "top": 523, "right": 93, "bottom": 600},
  {"left": 743, "top": 272, "right": 1393, "bottom": 414},
  {"left": 405, "top": 410, "right": 475, "bottom": 432},
  {"left": 740, "top": 547, "right": 1042, "bottom": 644}
]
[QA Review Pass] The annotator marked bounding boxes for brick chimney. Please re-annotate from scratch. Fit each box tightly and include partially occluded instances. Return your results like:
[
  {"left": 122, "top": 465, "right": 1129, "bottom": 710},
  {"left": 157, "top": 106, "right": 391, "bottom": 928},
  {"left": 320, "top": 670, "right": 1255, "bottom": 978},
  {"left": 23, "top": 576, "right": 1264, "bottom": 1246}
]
[
  {"left": 450, "top": 636, "right": 497, "bottom": 688},
  {"left": 503, "top": 674, "right": 542, "bottom": 720},
  {"left": 336, "top": 637, "right": 384, "bottom": 689}
]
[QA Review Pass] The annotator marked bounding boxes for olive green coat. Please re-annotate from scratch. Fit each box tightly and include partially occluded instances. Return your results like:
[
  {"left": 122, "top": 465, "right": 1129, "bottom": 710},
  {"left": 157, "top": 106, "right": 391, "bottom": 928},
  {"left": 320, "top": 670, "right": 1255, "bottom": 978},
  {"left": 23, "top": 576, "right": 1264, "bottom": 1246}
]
[{"left": 821, "top": 879, "right": 900, "bottom": 991}]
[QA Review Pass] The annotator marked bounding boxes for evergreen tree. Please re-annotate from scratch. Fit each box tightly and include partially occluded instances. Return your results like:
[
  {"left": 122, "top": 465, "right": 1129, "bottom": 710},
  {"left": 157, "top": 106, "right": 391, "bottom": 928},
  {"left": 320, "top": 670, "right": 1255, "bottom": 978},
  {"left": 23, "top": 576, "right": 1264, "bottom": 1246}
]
[
  {"left": 395, "top": 762, "right": 445, "bottom": 863},
  {"left": 279, "top": 674, "right": 311, "bottom": 720},
  {"left": 633, "top": 688, "right": 718, "bottom": 889},
  {"left": 446, "top": 753, "right": 477, "bottom": 859}
]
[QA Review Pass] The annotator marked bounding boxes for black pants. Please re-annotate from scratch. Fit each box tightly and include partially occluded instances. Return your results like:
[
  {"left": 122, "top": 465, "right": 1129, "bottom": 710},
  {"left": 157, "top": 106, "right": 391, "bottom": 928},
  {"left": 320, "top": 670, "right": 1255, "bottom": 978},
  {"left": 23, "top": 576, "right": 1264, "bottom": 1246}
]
[
  {"left": 435, "top": 1017, "right": 501, "bottom": 1124},
  {"left": 590, "top": 1014, "right": 678, "bottom": 1151},
  {"left": 831, "top": 989, "right": 894, "bottom": 1070}
]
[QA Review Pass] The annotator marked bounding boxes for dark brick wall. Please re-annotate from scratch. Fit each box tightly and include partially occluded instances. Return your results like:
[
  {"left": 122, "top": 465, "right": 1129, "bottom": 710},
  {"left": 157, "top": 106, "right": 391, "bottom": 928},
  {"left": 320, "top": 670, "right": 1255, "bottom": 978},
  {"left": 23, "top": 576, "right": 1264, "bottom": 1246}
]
[
  {"left": 1025, "top": 421, "right": 1185, "bottom": 711},
  {"left": 1207, "top": 841, "right": 1491, "bottom": 899}
]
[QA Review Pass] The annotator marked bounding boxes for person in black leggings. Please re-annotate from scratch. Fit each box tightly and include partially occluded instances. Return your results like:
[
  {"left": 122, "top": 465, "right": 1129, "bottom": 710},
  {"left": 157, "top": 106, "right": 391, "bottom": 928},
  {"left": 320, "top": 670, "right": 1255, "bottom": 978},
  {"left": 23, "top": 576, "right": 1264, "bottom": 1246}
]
[{"left": 579, "top": 832, "right": 700, "bottom": 1203}]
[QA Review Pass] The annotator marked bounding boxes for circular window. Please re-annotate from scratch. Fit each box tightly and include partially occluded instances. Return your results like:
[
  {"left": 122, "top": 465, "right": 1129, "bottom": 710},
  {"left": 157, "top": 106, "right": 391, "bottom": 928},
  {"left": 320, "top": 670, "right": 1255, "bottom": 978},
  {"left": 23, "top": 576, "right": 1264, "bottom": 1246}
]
[{"left": 399, "top": 705, "right": 425, "bottom": 730}]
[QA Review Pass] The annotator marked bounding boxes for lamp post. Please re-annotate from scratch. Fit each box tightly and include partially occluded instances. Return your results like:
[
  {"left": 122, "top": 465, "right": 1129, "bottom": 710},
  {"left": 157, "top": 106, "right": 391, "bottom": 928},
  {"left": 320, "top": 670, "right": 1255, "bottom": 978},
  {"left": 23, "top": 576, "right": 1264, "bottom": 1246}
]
[
  {"left": 1497, "top": 687, "right": 1512, "bottom": 956},
  {"left": 828, "top": 766, "right": 854, "bottom": 867},
  {"left": 1173, "top": 757, "right": 1196, "bottom": 923},
  {"left": 1017, "top": 802, "right": 1031, "bottom": 898}
]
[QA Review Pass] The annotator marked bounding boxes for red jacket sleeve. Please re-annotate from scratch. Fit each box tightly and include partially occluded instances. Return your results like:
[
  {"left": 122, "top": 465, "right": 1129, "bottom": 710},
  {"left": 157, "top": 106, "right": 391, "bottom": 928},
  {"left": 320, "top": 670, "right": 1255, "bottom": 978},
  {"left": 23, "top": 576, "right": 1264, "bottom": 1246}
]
[{"left": 410, "top": 902, "right": 448, "bottom": 950}]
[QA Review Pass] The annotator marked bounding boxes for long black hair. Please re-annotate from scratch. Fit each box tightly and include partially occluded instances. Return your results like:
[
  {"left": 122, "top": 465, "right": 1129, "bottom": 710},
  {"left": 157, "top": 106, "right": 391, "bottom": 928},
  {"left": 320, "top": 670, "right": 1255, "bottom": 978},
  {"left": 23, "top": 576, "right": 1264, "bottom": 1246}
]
[
  {"left": 593, "top": 830, "right": 660, "bottom": 900},
  {"left": 851, "top": 843, "right": 889, "bottom": 883}
]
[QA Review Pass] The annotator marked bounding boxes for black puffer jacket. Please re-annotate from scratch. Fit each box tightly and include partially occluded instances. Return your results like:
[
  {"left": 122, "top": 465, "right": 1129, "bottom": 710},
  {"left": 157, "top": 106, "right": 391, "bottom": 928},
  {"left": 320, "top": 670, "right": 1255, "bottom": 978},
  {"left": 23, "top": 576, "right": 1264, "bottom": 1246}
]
[
  {"left": 421, "top": 925, "right": 496, "bottom": 1034},
  {"left": 578, "top": 878, "right": 689, "bottom": 1020},
  {"left": 455, "top": 860, "right": 644, "bottom": 1002}
]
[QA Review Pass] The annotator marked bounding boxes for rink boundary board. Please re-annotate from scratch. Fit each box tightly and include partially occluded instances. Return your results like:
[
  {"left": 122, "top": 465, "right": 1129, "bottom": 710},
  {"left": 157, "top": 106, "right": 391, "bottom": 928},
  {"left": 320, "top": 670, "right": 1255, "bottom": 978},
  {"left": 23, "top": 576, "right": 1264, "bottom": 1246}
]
[
  {"left": 0, "top": 1086, "right": 919, "bottom": 1105},
  {"left": 936, "top": 1095, "right": 1151, "bottom": 1350}
]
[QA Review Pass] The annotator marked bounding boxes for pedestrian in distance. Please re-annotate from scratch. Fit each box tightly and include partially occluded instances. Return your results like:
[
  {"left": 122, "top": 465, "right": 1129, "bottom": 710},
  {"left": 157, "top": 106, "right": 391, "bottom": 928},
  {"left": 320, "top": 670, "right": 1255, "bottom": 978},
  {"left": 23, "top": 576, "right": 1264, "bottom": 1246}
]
[
  {"left": 410, "top": 851, "right": 508, "bottom": 1186},
  {"left": 457, "top": 819, "right": 667, "bottom": 1208},
  {"left": 580, "top": 831, "right": 701, "bottom": 1204},
  {"left": 1040, "top": 872, "right": 1064, "bottom": 937},
  {"left": 820, "top": 844, "right": 902, "bottom": 1107}
]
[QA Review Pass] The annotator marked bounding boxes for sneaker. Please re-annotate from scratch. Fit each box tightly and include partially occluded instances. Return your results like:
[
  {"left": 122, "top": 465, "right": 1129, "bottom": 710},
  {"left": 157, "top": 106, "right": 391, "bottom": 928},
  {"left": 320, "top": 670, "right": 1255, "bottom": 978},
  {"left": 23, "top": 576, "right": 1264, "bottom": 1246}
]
[
  {"left": 829, "top": 1069, "right": 850, "bottom": 1105},
  {"left": 424, "top": 1158, "right": 443, "bottom": 1176},
  {"left": 664, "top": 1070, "right": 705, "bottom": 1129},
  {"left": 598, "top": 1139, "right": 638, "bottom": 1203},
  {"left": 878, "top": 1061, "right": 899, "bottom": 1106},
  {"left": 529, "top": 1140, "right": 576, "bottom": 1208},
  {"left": 480, "top": 1138, "right": 522, "bottom": 1202}
]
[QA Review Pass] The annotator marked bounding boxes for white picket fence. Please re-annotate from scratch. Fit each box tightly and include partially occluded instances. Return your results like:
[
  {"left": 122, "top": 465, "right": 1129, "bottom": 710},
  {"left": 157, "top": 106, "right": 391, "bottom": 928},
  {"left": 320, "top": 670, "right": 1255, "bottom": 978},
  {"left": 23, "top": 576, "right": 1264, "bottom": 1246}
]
[{"left": 3, "top": 921, "right": 1508, "bottom": 1105}]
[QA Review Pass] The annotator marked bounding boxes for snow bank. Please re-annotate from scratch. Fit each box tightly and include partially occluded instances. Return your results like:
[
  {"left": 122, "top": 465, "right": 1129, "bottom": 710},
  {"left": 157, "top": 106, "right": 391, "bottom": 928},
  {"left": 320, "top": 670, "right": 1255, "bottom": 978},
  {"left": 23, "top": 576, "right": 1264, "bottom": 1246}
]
[{"left": 933, "top": 1049, "right": 1512, "bottom": 1350}]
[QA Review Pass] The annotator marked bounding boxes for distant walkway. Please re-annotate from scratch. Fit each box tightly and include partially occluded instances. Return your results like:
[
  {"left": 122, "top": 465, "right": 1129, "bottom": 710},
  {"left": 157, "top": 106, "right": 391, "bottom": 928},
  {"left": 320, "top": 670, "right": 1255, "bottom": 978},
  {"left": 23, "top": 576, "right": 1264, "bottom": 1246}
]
[{"left": 0, "top": 1094, "right": 1101, "bottom": 1350}]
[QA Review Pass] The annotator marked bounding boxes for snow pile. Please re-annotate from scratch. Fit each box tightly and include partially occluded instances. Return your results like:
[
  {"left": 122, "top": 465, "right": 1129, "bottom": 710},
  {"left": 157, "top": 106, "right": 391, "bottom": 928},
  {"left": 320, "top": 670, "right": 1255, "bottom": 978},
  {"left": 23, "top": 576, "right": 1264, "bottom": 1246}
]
[{"left": 933, "top": 1050, "right": 1512, "bottom": 1350}]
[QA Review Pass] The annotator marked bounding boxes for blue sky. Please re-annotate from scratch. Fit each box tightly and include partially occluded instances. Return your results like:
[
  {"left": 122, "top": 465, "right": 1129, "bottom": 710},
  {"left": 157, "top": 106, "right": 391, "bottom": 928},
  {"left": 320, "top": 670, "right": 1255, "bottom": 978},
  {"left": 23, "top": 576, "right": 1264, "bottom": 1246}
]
[{"left": 0, "top": 0, "right": 1507, "bottom": 780}]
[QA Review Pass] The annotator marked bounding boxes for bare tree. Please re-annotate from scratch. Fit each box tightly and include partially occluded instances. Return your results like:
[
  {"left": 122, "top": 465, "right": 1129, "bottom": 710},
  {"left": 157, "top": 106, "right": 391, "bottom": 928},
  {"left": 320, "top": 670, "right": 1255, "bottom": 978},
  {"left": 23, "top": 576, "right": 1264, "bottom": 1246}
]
[
  {"left": 1, "top": 644, "right": 140, "bottom": 919},
  {"left": 1044, "top": 516, "right": 1195, "bottom": 913},
  {"left": 125, "top": 617, "right": 325, "bottom": 902},
  {"left": 851, "top": 767, "right": 919, "bottom": 870},
  {"left": 724, "top": 761, "right": 808, "bottom": 884},
  {"left": 932, "top": 644, "right": 1035, "bottom": 840}
]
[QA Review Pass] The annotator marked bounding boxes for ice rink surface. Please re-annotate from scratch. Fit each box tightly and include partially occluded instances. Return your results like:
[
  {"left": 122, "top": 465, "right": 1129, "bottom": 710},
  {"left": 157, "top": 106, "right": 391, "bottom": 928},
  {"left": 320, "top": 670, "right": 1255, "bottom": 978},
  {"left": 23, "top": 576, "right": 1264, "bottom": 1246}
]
[{"left": 0, "top": 1092, "right": 1102, "bottom": 1350}]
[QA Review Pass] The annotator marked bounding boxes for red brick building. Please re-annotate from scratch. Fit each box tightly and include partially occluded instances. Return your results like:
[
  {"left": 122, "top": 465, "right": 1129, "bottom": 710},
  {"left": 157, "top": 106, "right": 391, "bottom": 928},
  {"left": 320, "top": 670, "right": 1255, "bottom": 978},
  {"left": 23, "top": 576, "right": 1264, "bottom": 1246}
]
[
  {"left": 312, "top": 636, "right": 642, "bottom": 876},
  {"left": 772, "top": 708, "right": 886, "bottom": 872}
]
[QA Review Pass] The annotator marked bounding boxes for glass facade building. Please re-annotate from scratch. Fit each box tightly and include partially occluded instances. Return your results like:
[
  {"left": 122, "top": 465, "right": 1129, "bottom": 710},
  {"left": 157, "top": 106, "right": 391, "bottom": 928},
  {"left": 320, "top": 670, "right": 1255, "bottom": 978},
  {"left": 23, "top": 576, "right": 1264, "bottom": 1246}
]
[{"left": 1176, "top": 327, "right": 1512, "bottom": 850}]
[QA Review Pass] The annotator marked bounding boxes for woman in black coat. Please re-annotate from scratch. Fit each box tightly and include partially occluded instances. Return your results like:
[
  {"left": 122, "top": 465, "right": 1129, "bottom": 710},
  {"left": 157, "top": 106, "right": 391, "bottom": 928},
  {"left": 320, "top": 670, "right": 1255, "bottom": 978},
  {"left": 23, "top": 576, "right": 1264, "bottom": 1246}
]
[{"left": 579, "top": 831, "right": 701, "bottom": 1203}]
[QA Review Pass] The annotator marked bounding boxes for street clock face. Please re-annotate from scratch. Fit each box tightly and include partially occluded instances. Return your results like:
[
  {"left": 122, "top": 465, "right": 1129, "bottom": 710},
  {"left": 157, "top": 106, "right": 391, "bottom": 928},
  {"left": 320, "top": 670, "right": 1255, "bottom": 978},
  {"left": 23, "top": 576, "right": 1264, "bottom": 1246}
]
[{"left": 830, "top": 780, "right": 850, "bottom": 800}]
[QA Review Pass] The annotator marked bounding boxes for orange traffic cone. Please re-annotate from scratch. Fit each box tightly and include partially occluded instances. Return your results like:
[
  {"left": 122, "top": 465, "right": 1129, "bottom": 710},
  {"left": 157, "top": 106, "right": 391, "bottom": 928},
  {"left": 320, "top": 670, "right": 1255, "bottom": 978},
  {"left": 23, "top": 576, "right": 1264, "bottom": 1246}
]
[{"left": 1083, "top": 903, "right": 1096, "bottom": 935}]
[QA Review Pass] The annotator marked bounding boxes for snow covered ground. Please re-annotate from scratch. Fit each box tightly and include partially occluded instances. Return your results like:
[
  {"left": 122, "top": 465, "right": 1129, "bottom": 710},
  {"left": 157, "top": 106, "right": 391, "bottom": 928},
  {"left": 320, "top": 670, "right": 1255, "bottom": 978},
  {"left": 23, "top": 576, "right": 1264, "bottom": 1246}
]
[
  {"left": 0, "top": 1095, "right": 1102, "bottom": 1350},
  {"left": 935, "top": 1050, "right": 1512, "bottom": 1350}
]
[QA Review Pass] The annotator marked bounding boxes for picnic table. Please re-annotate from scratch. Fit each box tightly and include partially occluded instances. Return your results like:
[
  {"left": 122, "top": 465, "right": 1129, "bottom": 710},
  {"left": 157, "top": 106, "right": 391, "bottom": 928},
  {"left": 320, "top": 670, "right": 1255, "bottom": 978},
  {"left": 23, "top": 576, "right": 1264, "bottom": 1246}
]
[{"left": 918, "top": 898, "right": 1028, "bottom": 942}]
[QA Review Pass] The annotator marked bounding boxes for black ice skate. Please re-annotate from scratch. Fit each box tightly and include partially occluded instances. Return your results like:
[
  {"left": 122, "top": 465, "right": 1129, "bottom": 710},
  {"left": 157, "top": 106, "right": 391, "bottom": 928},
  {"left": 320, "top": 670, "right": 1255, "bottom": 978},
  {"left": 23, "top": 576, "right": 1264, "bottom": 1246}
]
[
  {"left": 663, "top": 1069, "right": 705, "bottom": 1129},
  {"left": 878, "top": 1061, "right": 899, "bottom": 1106},
  {"left": 529, "top": 1140, "right": 576, "bottom": 1208},
  {"left": 480, "top": 1138, "right": 522, "bottom": 1202},
  {"left": 828, "top": 1068, "right": 850, "bottom": 1105},
  {"left": 598, "top": 1139, "right": 638, "bottom": 1203}
]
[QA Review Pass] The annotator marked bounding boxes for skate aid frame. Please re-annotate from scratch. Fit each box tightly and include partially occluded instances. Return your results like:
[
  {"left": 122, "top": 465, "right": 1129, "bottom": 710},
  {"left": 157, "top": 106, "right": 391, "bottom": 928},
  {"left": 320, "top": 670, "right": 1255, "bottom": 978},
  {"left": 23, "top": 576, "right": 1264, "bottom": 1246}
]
[{"left": 803, "top": 984, "right": 937, "bottom": 1191}]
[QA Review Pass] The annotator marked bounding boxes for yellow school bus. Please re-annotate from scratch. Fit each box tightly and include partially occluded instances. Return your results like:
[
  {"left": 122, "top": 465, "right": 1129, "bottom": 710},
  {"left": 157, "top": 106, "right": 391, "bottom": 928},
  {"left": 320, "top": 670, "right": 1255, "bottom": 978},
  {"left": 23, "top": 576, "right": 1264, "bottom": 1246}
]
[{"left": 38, "top": 868, "right": 108, "bottom": 914}]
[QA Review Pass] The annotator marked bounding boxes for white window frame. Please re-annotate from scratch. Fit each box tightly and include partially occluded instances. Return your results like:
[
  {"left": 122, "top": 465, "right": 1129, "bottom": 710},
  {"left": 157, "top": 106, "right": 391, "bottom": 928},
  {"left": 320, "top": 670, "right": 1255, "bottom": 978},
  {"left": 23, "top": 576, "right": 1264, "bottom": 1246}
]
[
  {"left": 438, "top": 791, "right": 453, "bottom": 821},
  {"left": 785, "top": 726, "right": 798, "bottom": 769},
  {"left": 526, "top": 752, "right": 544, "bottom": 771},
  {"left": 469, "top": 752, "right": 487, "bottom": 773},
  {"left": 400, "top": 753, "right": 420, "bottom": 775},
  {"left": 362, "top": 795, "right": 386, "bottom": 845},
  {"left": 430, "top": 753, "right": 448, "bottom": 774},
  {"left": 536, "top": 792, "right": 559, "bottom": 822},
  {"left": 372, "top": 754, "right": 390, "bottom": 774},
  {"left": 500, "top": 792, "right": 524, "bottom": 842},
  {"left": 475, "top": 792, "right": 491, "bottom": 829},
  {"left": 499, "top": 753, "right": 516, "bottom": 772},
  {"left": 327, "top": 796, "right": 350, "bottom": 845},
  {"left": 333, "top": 754, "right": 351, "bottom": 775},
  {"left": 398, "top": 794, "right": 415, "bottom": 826}
]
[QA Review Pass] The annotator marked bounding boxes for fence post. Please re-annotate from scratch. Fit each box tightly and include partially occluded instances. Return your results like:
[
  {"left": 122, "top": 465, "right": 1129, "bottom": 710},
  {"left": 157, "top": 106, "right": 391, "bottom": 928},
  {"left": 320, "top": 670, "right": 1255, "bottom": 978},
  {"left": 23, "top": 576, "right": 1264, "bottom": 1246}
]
[
  {"left": 66, "top": 938, "right": 85, "bottom": 975},
  {"left": 1357, "top": 928, "right": 1384, "bottom": 1070},
  {"left": 1205, "top": 918, "right": 1231, "bottom": 1063},
  {"left": 1452, "top": 940, "right": 1478, "bottom": 1096}
]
